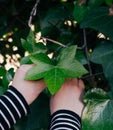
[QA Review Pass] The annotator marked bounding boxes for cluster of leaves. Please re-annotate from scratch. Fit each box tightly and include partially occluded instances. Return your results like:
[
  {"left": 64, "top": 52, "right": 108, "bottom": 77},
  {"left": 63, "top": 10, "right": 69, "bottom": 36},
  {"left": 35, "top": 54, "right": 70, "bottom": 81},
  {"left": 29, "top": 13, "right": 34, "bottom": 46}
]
[
  {"left": 1, "top": 0, "right": 113, "bottom": 130},
  {"left": 21, "top": 31, "right": 87, "bottom": 94}
]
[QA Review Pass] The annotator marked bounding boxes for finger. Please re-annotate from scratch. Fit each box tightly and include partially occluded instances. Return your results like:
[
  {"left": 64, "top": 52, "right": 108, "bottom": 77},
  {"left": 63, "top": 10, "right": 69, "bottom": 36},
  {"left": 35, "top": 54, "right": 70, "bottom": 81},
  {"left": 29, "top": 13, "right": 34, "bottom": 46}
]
[{"left": 78, "top": 79, "right": 85, "bottom": 89}]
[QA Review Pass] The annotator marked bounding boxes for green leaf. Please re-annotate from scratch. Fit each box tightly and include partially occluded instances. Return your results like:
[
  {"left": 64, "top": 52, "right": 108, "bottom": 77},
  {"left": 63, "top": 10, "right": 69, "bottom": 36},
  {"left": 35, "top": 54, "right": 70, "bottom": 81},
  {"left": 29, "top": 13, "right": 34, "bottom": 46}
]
[
  {"left": 59, "top": 60, "right": 88, "bottom": 78},
  {"left": 0, "top": 67, "right": 6, "bottom": 76},
  {"left": 105, "top": 0, "right": 113, "bottom": 5},
  {"left": 25, "top": 53, "right": 54, "bottom": 80},
  {"left": 90, "top": 41, "right": 113, "bottom": 91},
  {"left": 81, "top": 7, "right": 113, "bottom": 41},
  {"left": 26, "top": 30, "right": 35, "bottom": 45},
  {"left": 58, "top": 45, "right": 77, "bottom": 64},
  {"left": 88, "top": 0, "right": 104, "bottom": 7},
  {"left": 34, "top": 42, "right": 47, "bottom": 53},
  {"left": 21, "top": 30, "right": 35, "bottom": 53},
  {"left": 45, "top": 68, "right": 66, "bottom": 95},
  {"left": 58, "top": 45, "right": 88, "bottom": 78},
  {"left": 76, "top": 50, "right": 87, "bottom": 65},
  {"left": 21, "top": 38, "right": 33, "bottom": 53},
  {"left": 20, "top": 56, "right": 32, "bottom": 65},
  {"left": 40, "top": 6, "right": 69, "bottom": 29},
  {"left": 82, "top": 88, "right": 113, "bottom": 130},
  {"left": 25, "top": 46, "right": 88, "bottom": 94},
  {"left": 25, "top": 64, "right": 53, "bottom": 80},
  {"left": 73, "top": 2, "right": 88, "bottom": 23},
  {"left": 90, "top": 40, "right": 113, "bottom": 64},
  {"left": 30, "top": 53, "right": 53, "bottom": 65},
  {"left": 83, "top": 88, "right": 109, "bottom": 103}
]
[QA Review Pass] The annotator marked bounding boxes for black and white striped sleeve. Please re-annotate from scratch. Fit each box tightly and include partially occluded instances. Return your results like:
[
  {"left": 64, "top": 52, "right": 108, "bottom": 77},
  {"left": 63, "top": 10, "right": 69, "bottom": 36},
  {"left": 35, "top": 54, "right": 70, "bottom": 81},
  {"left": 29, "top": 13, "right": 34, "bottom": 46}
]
[
  {"left": 50, "top": 110, "right": 81, "bottom": 130},
  {"left": 0, "top": 86, "right": 30, "bottom": 130}
]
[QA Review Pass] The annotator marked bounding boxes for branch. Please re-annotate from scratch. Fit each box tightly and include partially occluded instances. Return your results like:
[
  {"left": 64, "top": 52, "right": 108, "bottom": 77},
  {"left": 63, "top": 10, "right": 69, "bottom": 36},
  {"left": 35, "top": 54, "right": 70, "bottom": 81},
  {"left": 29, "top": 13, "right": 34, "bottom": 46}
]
[
  {"left": 83, "top": 29, "right": 93, "bottom": 75},
  {"left": 81, "top": 72, "right": 104, "bottom": 79},
  {"left": 41, "top": 37, "right": 67, "bottom": 48},
  {"left": 28, "top": 0, "right": 40, "bottom": 27}
]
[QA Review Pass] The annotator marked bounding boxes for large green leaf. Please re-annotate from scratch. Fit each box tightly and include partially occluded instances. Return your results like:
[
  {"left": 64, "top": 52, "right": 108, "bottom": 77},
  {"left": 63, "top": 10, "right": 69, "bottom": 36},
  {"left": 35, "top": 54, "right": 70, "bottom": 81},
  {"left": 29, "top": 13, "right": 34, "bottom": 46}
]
[
  {"left": 81, "top": 7, "right": 113, "bottom": 41},
  {"left": 82, "top": 88, "right": 113, "bottom": 130},
  {"left": 21, "top": 30, "right": 34, "bottom": 53},
  {"left": 25, "top": 46, "right": 88, "bottom": 94},
  {"left": 90, "top": 40, "right": 113, "bottom": 90},
  {"left": 45, "top": 68, "right": 66, "bottom": 95},
  {"left": 90, "top": 40, "right": 113, "bottom": 64}
]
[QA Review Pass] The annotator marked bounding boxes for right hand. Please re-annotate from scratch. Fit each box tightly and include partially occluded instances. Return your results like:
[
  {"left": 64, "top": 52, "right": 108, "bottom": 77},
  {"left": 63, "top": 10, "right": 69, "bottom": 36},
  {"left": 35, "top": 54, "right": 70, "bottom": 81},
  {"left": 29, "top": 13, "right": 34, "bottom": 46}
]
[{"left": 50, "top": 78, "right": 85, "bottom": 117}]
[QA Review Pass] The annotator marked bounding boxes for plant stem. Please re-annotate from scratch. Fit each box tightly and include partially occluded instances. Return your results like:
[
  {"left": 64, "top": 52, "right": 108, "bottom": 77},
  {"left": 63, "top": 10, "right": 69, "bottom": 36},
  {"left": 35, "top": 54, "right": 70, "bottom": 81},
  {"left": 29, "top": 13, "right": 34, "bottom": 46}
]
[
  {"left": 28, "top": 0, "right": 40, "bottom": 27},
  {"left": 42, "top": 37, "right": 67, "bottom": 48},
  {"left": 83, "top": 29, "right": 93, "bottom": 76}
]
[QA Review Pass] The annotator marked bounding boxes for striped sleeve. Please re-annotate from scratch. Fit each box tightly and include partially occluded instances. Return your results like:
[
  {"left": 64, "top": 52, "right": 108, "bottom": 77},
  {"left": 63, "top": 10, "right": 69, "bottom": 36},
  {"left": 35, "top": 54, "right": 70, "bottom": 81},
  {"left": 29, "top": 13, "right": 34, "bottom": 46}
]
[
  {"left": 50, "top": 110, "right": 81, "bottom": 130},
  {"left": 0, "top": 86, "right": 30, "bottom": 130}
]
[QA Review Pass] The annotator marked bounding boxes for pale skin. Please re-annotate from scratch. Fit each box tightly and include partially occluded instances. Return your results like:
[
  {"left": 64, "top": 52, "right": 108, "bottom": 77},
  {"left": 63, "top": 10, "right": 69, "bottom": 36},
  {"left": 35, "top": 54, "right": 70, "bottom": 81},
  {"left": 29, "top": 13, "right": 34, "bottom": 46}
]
[
  {"left": 12, "top": 64, "right": 85, "bottom": 117},
  {"left": 50, "top": 78, "right": 85, "bottom": 117},
  {"left": 12, "top": 65, "right": 46, "bottom": 105}
]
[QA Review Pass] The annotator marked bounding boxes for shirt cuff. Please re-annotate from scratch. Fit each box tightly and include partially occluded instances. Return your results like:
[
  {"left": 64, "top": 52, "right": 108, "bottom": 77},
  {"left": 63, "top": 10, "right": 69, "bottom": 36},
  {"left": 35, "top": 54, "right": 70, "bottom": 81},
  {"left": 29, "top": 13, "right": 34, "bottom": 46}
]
[
  {"left": 0, "top": 86, "right": 30, "bottom": 130},
  {"left": 50, "top": 109, "right": 81, "bottom": 130}
]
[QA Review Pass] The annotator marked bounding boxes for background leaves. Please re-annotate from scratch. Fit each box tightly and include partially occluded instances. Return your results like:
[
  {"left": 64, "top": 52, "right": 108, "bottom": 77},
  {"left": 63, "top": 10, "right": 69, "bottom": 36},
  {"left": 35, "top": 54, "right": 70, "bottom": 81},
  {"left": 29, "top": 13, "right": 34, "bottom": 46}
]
[{"left": 1, "top": 0, "right": 113, "bottom": 130}]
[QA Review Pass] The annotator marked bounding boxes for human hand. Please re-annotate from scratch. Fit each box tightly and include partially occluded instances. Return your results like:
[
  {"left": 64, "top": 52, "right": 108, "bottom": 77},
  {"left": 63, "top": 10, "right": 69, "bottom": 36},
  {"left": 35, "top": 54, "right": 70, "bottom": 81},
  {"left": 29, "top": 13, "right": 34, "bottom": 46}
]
[
  {"left": 50, "top": 78, "right": 85, "bottom": 117},
  {"left": 12, "top": 65, "right": 46, "bottom": 105}
]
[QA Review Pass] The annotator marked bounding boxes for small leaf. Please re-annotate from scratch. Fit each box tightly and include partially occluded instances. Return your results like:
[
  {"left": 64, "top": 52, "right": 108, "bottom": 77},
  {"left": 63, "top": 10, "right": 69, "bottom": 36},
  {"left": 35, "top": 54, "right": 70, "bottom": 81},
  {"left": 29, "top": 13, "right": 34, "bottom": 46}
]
[
  {"left": 27, "top": 30, "right": 35, "bottom": 45},
  {"left": 21, "top": 30, "right": 35, "bottom": 53},
  {"left": 0, "top": 67, "right": 6, "bottom": 76},
  {"left": 83, "top": 88, "right": 109, "bottom": 103},
  {"left": 21, "top": 38, "right": 33, "bottom": 53},
  {"left": 45, "top": 68, "right": 66, "bottom": 95}
]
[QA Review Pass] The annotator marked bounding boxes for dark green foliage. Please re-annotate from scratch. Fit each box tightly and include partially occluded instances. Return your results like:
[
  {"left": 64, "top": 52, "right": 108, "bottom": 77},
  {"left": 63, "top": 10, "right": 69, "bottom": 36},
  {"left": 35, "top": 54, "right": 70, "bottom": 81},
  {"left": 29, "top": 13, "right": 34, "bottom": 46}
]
[{"left": 1, "top": 0, "right": 113, "bottom": 130}]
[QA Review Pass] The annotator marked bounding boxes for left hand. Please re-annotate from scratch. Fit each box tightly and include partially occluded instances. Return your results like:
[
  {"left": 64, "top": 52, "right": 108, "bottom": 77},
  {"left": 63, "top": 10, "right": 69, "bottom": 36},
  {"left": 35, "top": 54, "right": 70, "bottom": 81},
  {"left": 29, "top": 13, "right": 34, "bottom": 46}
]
[{"left": 12, "top": 64, "right": 46, "bottom": 105}]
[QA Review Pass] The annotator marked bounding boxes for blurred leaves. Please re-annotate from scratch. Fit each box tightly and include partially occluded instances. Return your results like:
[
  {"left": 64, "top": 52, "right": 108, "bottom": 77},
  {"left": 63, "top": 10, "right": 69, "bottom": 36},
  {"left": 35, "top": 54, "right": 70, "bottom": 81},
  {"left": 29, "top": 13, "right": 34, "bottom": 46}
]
[
  {"left": 1, "top": 0, "right": 113, "bottom": 130},
  {"left": 82, "top": 88, "right": 113, "bottom": 130}
]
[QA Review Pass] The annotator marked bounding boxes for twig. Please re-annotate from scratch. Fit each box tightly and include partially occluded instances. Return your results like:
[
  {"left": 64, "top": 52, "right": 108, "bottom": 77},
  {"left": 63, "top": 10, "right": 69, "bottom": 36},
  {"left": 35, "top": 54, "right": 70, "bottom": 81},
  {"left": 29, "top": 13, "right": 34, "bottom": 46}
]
[
  {"left": 28, "top": 0, "right": 40, "bottom": 27},
  {"left": 81, "top": 72, "right": 104, "bottom": 79},
  {"left": 83, "top": 29, "right": 93, "bottom": 75},
  {"left": 77, "top": 42, "right": 86, "bottom": 50},
  {"left": 42, "top": 37, "right": 67, "bottom": 48}
]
